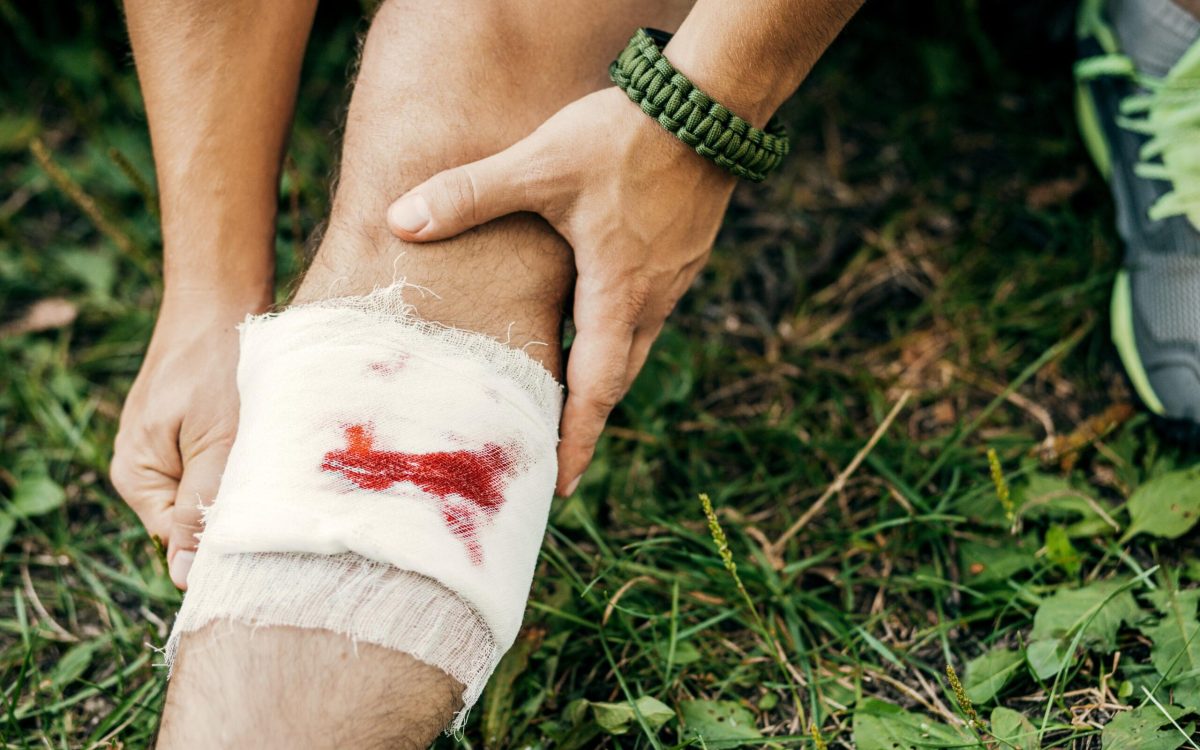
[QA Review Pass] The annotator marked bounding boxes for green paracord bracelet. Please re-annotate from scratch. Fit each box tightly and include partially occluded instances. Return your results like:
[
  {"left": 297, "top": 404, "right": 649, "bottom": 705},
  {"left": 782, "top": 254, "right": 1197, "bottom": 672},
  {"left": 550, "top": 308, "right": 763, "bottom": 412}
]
[{"left": 609, "top": 28, "right": 790, "bottom": 183}]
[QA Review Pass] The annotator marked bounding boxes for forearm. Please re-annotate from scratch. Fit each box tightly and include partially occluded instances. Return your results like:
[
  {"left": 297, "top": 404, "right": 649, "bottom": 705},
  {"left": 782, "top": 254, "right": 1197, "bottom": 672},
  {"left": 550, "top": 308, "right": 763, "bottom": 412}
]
[
  {"left": 124, "top": 0, "right": 317, "bottom": 306},
  {"left": 665, "top": 0, "right": 863, "bottom": 126}
]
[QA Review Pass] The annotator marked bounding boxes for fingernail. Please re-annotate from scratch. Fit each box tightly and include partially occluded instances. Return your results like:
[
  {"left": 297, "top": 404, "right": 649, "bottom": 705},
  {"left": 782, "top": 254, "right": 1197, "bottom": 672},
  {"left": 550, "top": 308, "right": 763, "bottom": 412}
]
[
  {"left": 389, "top": 195, "right": 430, "bottom": 234},
  {"left": 564, "top": 475, "right": 582, "bottom": 496},
  {"left": 170, "top": 551, "right": 195, "bottom": 589}
]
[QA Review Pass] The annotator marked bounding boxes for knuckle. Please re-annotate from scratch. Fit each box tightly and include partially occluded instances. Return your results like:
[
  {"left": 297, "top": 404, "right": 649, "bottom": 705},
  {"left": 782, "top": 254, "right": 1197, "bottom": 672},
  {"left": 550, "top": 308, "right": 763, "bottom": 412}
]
[
  {"left": 616, "top": 279, "right": 654, "bottom": 320},
  {"left": 582, "top": 381, "right": 625, "bottom": 414},
  {"left": 171, "top": 528, "right": 202, "bottom": 550},
  {"left": 108, "top": 456, "right": 137, "bottom": 501},
  {"left": 186, "top": 430, "right": 236, "bottom": 460},
  {"left": 173, "top": 512, "right": 205, "bottom": 535},
  {"left": 580, "top": 283, "right": 649, "bottom": 331},
  {"left": 146, "top": 521, "right": 171, "bottom": 544}
]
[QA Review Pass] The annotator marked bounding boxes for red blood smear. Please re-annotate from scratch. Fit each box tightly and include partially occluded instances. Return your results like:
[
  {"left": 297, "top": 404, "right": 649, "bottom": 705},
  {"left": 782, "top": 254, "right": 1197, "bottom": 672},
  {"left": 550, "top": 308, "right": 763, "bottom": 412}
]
[
  {"left": 367, "top": 356, "right": 409, "bottom": 376},
  {"left": 321, "top": 424, "right": 515, "bottom": 564}
]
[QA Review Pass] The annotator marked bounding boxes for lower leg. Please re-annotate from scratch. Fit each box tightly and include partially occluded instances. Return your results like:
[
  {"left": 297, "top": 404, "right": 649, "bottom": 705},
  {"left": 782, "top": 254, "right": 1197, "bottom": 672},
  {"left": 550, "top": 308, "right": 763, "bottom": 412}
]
[
  {"left": 158, "top": 0, "right": 690, "bottom": 746},
  {"left": 296, "top": 0, "right": 693, "bottom": 364},
  {"left": 160, "top": 622, "right": 460, "bottom": 748}
]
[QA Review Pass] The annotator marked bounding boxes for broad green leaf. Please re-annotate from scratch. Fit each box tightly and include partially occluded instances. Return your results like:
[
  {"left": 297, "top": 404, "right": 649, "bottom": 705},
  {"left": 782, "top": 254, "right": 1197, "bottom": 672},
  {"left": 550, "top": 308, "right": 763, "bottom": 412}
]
[
  {"left": 657, "top": 638, "right": 702, "bottom": 665},
  {"left": 590, "top": 696, "right": 673, "bottom": 735},
  {"left": 1101, "top": 704, "right": 1193, "bottom": 750},
  {"left": 0, "top": 511, "right": 14, "bottom": 550},
  {"left": 1026, "top": 581, "right": 1141, "bottom": 678},
  {"left": 965, "top": 647, "right": 1024, "bottom": 704},
  {"left": 820, "top": 677, "right": 857, "bottom": 709},
  {"left": 1019, "top": 474, "right": 1119, "bottom": 537},
  {"left": 989, "top": 707, "right": 1038, "bottom": 750},
  {"left": 556, "top": 700, "right": 603, "bottom": 750},
  {"left": 1015, "top": 473, "right": 1075, "bottom": 512},
  {"left": 1147, "top": 589, "right": 1200, "bottom": 618},
  {"left": 11, "top": 475, "right": 66, "bottom": 518},
  {"left": 57, "top": 248, "right": 117, "bottom": 300},
  {"left": 1141, "top": 586, "right": 1200, "bottom": 708},
  {"left": 960, "top": 537, "right": 1038, "bottom": 585},
  {"left": 634, "top": 697, "right": 675, "bottom": 730},
  {"left": 1044, "top": 525, "right": 1081, "bottom": 575},
  {"left": 680, "top": 700, "right": 761, "bottom": 746},
  {"left": 589, "top": 702, "right": 635, "bottom": 735},
  {"left": 1123, "top": 466, "right": 1200, "bottom": 541},
  {"left": 1030, "top": 581, "right": 1140, "bottom": 652},
  {"left": 851, "top": 700, "right": 974, "bottom": 750},
  {"left": 1026, "top": 639, "right": 1070, "bottom": 680},
  {"left": 50, "top": 641, "right": 97, "bottom": 690},
  {"left": 563, "top": 698, "right": 590, "bottom": 726},
  {"left": 1145, "top": 619, "right": 1200, "bottom": 708}
]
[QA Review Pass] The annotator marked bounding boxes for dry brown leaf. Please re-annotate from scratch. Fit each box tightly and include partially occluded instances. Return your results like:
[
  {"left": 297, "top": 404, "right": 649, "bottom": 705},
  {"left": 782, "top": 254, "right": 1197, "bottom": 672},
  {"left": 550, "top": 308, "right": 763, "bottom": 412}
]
[{"left": 1, "top": 298, "right": 78, "bottom": 338}]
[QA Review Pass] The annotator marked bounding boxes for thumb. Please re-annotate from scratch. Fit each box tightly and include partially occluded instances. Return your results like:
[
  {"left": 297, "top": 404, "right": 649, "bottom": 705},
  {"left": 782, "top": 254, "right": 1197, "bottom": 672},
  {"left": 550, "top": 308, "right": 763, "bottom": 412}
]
[
  {"left": 387, "top": 139, "right": 538, "bottom": 242},
  {"left": 167, "top": 442, "right": 230, "bottom": 590}
]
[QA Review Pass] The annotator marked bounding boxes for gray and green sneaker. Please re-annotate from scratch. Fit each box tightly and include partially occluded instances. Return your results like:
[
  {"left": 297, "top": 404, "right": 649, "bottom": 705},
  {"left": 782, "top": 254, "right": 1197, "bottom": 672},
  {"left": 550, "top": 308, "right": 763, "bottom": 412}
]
[{"left": 1076, "top": 0, "right": 1200, "bottom": 442}]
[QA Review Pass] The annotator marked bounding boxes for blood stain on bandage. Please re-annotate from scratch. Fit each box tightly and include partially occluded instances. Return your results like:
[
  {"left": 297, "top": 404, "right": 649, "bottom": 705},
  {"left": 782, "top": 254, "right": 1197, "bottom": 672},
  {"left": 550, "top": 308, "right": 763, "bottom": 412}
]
[
  {"left": 320, "top": 423, "right": 515, "bottom": 564},
  {"left": 367, "top": 355, "right": 410, "bottom": 376}
]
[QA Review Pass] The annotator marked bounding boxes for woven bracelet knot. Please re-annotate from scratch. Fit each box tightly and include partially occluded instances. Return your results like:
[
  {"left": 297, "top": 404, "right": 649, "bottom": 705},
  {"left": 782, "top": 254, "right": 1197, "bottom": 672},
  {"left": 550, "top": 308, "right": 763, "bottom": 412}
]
[{"left": 609, "top": 28, "right": 790, "bottom": 183}]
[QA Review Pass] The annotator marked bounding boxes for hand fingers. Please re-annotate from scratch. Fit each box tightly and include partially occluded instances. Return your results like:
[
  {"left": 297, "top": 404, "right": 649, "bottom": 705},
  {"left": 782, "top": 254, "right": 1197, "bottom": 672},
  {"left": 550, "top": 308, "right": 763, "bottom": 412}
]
[
  {"left": 387, "top": 136, "right": 540, "bottom": 242},
  {"left": 167, "top": 442, "right": 231, "bottom": 590},
  {"left": 109, "top": 458, "right": 177, "bottom": 544},
  {"left": 556, "top": 290, "right": 641, "bottom": 496},
  {"left": 110, "top": 433, "right": 180, "bottom": 545},
  {"left": 623, "top": 323, "right": 663, "bottom": 393}
]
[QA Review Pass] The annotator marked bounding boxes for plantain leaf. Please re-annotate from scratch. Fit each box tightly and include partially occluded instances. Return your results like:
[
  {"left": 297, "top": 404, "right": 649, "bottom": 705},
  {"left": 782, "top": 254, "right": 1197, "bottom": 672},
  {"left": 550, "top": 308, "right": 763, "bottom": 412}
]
[
  {"left": 11, "top": 475, "right": 65, "bottom": 518},
  {"left": 851, "top": 700, "right": 974, "bottom": 750},
  {"left": 1029, "top": 581, "right": 1140, "bottom": 652},
  {"left": 989, "top": 707, "right": 1039, "bottom": 750},
  {"left": 1122, "top": 466, "right": 1200, "bottom": 541},
  {"left": 1101, "top": 704, "right": 1193, "bottom": 750},
  {"left": 965, "top": 647, "right": 1024, "bottom": 704},
  {"left": 680, "top": 700, "right": 761, "bottom": 746},
  {"left": 1026, "top": 580, "right": 1141, "bottom": 678},
  {"left": 1140, "top": 585, "right": 1200, "bottom": 709}
]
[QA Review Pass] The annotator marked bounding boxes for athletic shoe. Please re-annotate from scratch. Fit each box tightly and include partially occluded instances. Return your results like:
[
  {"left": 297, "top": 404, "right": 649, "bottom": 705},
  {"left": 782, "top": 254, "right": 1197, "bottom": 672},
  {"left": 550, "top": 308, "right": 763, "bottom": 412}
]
[{"left": 1075, "top": 0, "right": 1200, "bottom": 442}]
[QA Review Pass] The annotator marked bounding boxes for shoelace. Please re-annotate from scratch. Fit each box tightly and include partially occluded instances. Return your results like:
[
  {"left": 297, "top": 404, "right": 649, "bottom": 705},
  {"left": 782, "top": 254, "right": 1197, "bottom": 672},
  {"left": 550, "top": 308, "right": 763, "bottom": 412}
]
[{"left": 1077, "top": 53, "right": 1200, "bottom": 225}]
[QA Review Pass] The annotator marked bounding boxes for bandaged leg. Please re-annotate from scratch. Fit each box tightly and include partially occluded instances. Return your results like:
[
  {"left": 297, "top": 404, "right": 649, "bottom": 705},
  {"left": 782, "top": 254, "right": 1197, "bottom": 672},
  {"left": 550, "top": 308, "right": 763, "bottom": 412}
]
[
  {"left": 155, "top": 0, "right": 695, "bottom": 745},
  {"left": 166, "top": 288, "right": 562, "bottom": 725}
]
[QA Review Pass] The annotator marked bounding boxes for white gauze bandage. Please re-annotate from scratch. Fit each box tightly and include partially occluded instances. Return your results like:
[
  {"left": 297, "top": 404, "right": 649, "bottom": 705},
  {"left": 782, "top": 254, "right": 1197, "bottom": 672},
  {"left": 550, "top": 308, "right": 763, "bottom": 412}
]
[{"left": 166, "top": 288, "right": 562, "bottom": 725}]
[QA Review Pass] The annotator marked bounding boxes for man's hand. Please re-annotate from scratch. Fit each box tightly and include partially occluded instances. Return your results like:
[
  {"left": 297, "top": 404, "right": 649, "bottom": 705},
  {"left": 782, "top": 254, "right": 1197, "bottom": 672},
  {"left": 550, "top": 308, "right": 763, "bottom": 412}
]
[
  {"left": 111, "top": 290, "right": 268, "bottom": 588},
  {"left": 386, "top": 87, "right": 736, "bottom": 496}
]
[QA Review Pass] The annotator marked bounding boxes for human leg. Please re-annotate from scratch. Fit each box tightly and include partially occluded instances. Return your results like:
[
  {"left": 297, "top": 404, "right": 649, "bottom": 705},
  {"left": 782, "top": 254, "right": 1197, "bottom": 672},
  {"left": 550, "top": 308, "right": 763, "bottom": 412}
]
[{"left": 157, "top": 0, "right": 692, "bottom": 746}]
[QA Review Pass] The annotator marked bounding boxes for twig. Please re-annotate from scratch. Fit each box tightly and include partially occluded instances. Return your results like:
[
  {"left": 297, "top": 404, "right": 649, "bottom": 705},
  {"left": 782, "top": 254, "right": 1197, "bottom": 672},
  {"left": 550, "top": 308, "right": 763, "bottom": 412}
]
[
  {"left": 946, "top": 362, "right": 1056, "bottom": 446},
  {"left": 602, "top": 575, "right": 655, "bottom": 626},
  {"left": 30, "top": 137, "right": 154, "bottom": 278},
  {"left": 21, "top": 563, "right": 77, "bottom": 643},
  {"left": 768, "top": 390, "right": 911, "bottom": 564}
]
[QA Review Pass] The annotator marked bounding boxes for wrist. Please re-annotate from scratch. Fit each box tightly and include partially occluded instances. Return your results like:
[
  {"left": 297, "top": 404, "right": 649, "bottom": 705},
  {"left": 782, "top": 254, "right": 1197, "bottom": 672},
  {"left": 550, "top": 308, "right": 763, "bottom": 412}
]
[
  {"left": 163, "top": 242, "right": 274, "bottom": 312},
  {"left": 161, "top": 279, "right": 274, "bottom": 318},
  {"left": 609, "top": 32, "right": 790, "bottom": 183},
  {"left": 161, "top": 211, "right": 277, "bottom": 306},
  {"left": 662, "top": 31, "right": 799, "bottom": 128}
]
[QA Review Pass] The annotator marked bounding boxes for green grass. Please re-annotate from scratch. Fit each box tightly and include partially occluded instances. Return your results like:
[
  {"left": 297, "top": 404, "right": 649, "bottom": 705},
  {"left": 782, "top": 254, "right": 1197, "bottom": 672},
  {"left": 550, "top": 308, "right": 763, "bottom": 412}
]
[{"left": 3, "top": 1, "right": 1200, "bottom": 748}]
